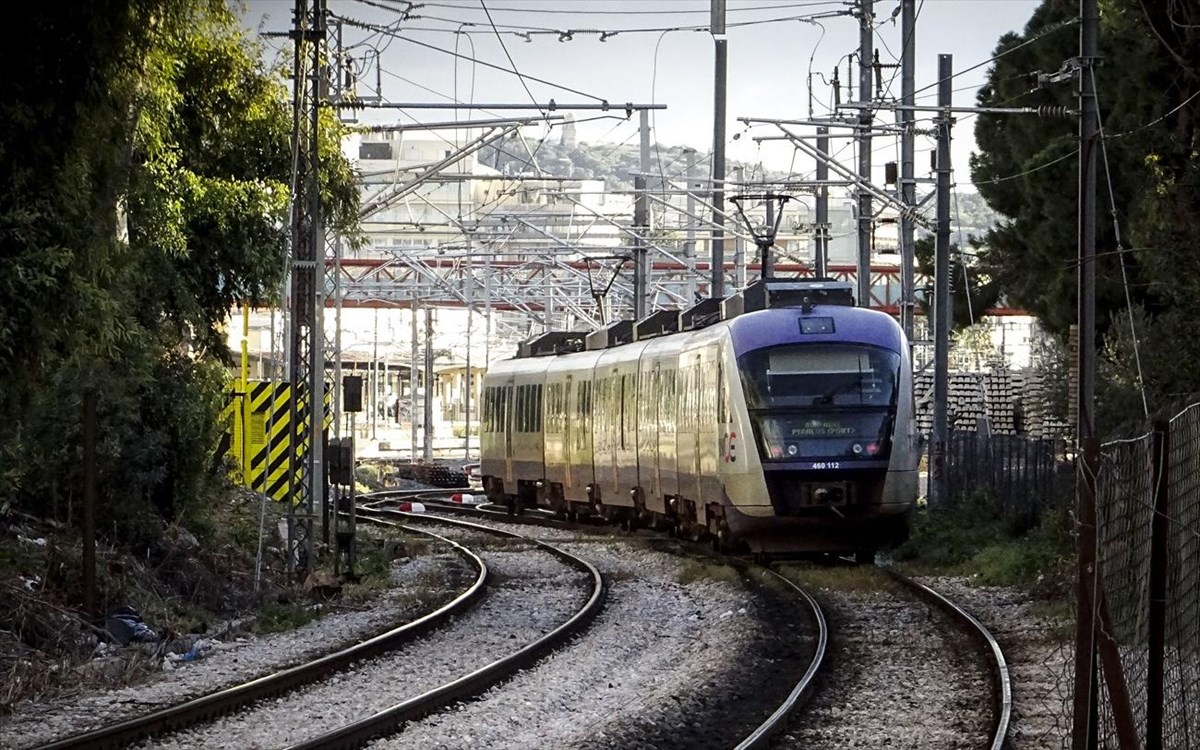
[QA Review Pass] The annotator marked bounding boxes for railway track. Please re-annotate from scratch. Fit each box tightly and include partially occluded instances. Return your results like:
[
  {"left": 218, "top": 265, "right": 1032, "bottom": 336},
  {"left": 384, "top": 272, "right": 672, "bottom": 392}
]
[
  {"left": 373, "top": 490, "right": 1011, "bottom": 747},
  {"left": 33, "top": 513, "right": 604, "bottom": 750},
  {"left": 773, "top": 565, "right": 1012, "bottom": 749},
  {"left": 374, "top": 499, "right": 831, "bottom": 749}
]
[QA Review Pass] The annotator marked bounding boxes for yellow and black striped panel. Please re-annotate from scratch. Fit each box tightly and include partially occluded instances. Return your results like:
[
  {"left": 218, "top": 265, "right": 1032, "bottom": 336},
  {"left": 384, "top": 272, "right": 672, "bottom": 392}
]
[{"left": 235, "top": 380, "right": 334, "bottom": 503}]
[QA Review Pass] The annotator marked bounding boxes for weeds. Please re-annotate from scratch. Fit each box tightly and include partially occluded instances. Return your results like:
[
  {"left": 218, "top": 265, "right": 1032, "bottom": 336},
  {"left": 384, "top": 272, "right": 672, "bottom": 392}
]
[
  {"left": 895, "top": 491, "right": 1075, "bottom": 591},
  {"left": 676, "top": 560, "right": 742, "bottom": 585}
]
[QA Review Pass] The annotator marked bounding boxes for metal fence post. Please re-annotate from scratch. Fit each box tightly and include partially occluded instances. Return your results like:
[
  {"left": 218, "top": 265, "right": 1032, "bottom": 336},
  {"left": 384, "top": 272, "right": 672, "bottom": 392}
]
[
  {"left": 1072, "top": 437, "right": 1101, "bottom": 750},
  {"left": 1147, "top": 417, "right": 1170, "bottom": 749}
]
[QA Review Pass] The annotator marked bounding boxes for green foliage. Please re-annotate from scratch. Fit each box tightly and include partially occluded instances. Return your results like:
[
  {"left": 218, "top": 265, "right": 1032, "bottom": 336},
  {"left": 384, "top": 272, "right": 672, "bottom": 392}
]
[
  {"left": 0, "top": 2, "right": 359, "bottom": 571},
  {"left": 897, "top": 496, "right": 1074, "bottom": 588},
  {"left": 971, "top": 0, "right": 1200, "bottom": 426},
  {"left": 253, "top": 600, "right": 317, "bottom": 635},
  {"left": 914, "top": 235, "right": 1003, "bottom": 330}
]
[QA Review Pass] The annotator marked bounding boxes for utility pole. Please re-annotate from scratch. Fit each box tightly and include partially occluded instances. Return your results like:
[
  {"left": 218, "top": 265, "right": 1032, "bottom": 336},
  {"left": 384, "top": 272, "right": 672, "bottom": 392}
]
[
  {"left": 1071, "top": 1, "right": 1100, "bottom": 747},
  {"left": 423, "top": 308, "right": 434, "bottom": 462},
  {"left": 634, "top": 109, "right": 650, "bottom": 319},
  {"left": 899, "top": 0, "right": 917, "bottom": 339},
  {"left": 710, "top": 0, "right": 727, "bottom": 299},
  {"left": 733, "top": 166, "right": 746, "bottom": 288},
  {"left": 286, "top": 0, "right": 325, "bottom": 577},
  {"left": 815, "top": 126, "right": 830, "bottom": 277},
  {"left": 930, "top": 53, "right": 953, "bottom": 510},
  {"left": 762, "top": 200, "right": 776, "bottom": 280},
  {"left": 1077, "top": 0, "right": 1097, "bottom": 445},
  {"left": 856, "top": 0, "right": 874, "bottom": 308},
  {"left": 410, "top": 306, "right": 418, "bottom": 460},
  {"left": 464, "top": 252, "right": 472, "bottom": 461},
  {"left": 684, "top": 149, "right": 698, "bottom": 302}
]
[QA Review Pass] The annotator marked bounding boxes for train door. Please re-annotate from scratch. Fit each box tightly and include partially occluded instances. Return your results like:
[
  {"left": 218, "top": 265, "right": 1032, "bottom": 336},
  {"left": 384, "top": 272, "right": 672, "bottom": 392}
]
[
  {"left": 688, "top": 355, "right": 703, "bottom": 503},
  {"left": 641, "top": 363, "right": 664, "bottom": 514},
  {"left": 503, "top": 380, "right": 515, "bottom": 485},
  {"left": 563, "top": 375, "right": 573, "bottom": 491}
]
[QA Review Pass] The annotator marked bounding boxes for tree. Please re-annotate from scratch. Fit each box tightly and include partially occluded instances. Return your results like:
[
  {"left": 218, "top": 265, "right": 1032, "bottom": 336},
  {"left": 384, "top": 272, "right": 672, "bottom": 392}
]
[
  {"left": 914, "top": 235, "right": 1003, "bottom": 332},
  {"left": 0, "top": 2, "right": 359, "bottom": 537},
  {"left": 970, "top": 0, "right": 1200, "bottom": 426}
]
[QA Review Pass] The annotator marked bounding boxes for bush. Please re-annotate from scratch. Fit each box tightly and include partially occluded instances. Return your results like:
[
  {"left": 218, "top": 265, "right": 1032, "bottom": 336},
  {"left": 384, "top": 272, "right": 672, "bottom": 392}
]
[{"left": 896, "top": 491, "right": 1074, "bottom": 588}]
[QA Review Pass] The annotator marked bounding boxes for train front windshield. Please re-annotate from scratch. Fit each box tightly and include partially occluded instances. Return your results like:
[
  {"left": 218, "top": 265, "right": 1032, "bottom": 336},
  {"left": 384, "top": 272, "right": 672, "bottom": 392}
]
[{"left": 738, "top": 344, "right": 900, "bottom": 464}]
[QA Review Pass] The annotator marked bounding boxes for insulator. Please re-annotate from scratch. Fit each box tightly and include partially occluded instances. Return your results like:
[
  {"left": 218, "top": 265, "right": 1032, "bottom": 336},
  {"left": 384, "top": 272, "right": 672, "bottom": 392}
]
[{"left": 1036, "top": 105, "right": 1072, "bottom": 119}]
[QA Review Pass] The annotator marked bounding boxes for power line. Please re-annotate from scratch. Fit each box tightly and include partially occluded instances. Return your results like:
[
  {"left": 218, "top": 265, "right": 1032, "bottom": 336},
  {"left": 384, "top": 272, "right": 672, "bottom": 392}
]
[
  {"left": 1092, "top": 67, "right": 1150, "bottom": 421},
  {"left": 479, "top": 0, "right": 543, "bottom": 114},
  {"left": 912, "top": 17, "right": 1079, "bottom": 97},
  {"left": 419, "top": 0, "right": 849, "bottom": 16},
  {"left": 336, "top": 14, "right": 611, "bottom": 102}
]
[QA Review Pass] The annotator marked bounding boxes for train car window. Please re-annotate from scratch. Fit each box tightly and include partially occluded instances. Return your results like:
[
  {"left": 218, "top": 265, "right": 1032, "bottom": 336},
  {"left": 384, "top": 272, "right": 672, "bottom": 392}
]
[
  {"left": 737, "top": 344, "right": 902, "bottom": 462},
  {"left": 518, "top": 385, "right": 528, "bottom": 433},
  {"left": 740, "top": 345, "right": 899, "bottom": 408},
  {"left": 535, "top": 384, "right": 543, "bottom": 432},
  {"left": 717, "top": 361, "right": 727, "bottom": 423}
]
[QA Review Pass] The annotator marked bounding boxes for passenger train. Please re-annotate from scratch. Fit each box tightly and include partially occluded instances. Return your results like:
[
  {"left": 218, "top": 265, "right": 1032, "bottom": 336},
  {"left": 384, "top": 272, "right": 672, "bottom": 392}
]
[{"left": 479, "top": 279, "right": 918, "bottom": 558}]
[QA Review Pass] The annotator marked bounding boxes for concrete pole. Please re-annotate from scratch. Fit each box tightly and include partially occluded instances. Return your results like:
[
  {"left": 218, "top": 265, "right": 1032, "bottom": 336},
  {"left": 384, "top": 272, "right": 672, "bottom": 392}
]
[
  {"left": 684, "top": 148, "right": 698, "bottom": 302},
  {"left": 710, "top": 0, "right": 727, "bottom": 298},
  {"left": 423, "top": 307, "right": 434, "bottom": 462},
  {"left": 899, "top": 0, "right": 917, "bottom": 339},
  {"left": 931, "top": 53, "right": 953, "bottom": 510},
  {"left": 633, "top": 176, "right": 648, "bottom": 319},
  {"left": 410, "top": 305, "right": 418, "bottom": 460},
  {"left": 815, "top": 126, "right": 830, "bottom": 277},
  {"left": 856, "top": 0, "right": 874, "bottom": 308}
]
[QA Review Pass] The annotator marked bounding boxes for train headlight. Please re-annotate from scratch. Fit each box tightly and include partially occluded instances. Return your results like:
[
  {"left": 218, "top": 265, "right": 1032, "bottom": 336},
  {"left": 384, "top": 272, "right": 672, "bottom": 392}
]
[
  {"left": 786, "top": 444, "right": 798, "bottom": 456},
  {"left": 866, "top": 442, "right": 880, "bottom": 455},
  {"left": 852, "top": 443, "right": 863, "bottom": 454}
]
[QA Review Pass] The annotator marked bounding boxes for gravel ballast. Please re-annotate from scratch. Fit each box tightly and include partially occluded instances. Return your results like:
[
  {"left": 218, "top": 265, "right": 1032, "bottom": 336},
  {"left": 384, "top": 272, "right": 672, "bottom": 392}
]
[
  {"left": 137, "top": 540, "right": 591, "bottom": 749},
  {"left": 776, "top": 569, "right": 994, "bottom": 749},
  {"left": 0, "top": 549, "right": 471, "bottom": 750},
  {"left": 916, "top": 575, "right": 1073, "bottom": 749},
  {"left": 370, "top": 537, "right": 815, "bottom": 750}
]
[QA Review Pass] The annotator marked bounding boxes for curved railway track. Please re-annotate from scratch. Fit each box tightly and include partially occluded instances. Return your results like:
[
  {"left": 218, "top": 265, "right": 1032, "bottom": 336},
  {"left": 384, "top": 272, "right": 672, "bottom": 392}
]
[
  {"left": 886, "top": 570, "right": 1012, "bottom": 750},
  {"left": 282, "top": 509, "right": 607, "bottom": 750},
  {"left": 372, "top": 489, "right": 1010, "bottom": 747},
  {"left": 33, "top": 512, "right": 604, "bottom": 750},
  {"left": 375, "top": 496, "right": 832, "bottom": 749}
]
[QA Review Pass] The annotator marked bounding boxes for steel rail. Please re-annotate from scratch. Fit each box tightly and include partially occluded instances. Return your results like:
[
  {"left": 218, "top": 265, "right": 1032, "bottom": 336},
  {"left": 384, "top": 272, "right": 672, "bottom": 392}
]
[
  {"left": 285, "top": 508, "right": 607, "bottom": 750},
  {"left": 36, "top": 527, "right": 487, "bottom": 750},
  {"left": 733, "top": 570, "right": 829, "bottom": 750},
  {"left": 886, "top": 571, "right": 1013, "bottom": 750}
]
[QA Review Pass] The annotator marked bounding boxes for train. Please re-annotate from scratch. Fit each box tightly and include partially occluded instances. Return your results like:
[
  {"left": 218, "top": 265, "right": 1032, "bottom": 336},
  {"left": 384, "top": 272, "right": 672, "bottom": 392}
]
[{"left": 479, "top": 279, "right": 919, "bottom": 559}]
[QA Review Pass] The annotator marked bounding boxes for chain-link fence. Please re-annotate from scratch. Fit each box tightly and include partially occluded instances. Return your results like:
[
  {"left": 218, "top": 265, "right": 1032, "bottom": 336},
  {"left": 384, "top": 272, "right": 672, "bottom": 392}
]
[
  {"left": 1075, "top": 402, "right": 1200, "bottom": 748},
  {"left": 945, "top": 429, "right": 1065, "bottom": 531}
]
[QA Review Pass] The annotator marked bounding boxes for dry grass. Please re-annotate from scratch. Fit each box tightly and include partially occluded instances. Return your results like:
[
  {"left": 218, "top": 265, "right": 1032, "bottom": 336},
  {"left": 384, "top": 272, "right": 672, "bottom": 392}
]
[
  {"left": 773, "top": 563, "right": 890, "bottom": 593},
  {"left": 677, "top": 559, "right": 743, "bottom": 586}
]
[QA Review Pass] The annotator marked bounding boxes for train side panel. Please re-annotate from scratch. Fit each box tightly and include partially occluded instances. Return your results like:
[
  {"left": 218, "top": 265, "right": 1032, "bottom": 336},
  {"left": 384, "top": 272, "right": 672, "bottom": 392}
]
[
  {"left": 592, "top": 342, "right": 646, "bottom": 509},
  {"left": 543, "top": 350, "right": 602, "bottom": 506},
  {"left": 636, "top": 334, "right": 686, "bottom": 515}
]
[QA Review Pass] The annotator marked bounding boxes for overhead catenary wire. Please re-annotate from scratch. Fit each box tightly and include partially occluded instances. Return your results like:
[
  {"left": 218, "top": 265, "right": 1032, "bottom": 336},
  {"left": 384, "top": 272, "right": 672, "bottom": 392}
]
[
  {"left": 1091, "top": 67, "right": 1150, "bottom": 421},
  {"left": 336, "top": 14, "right": 612, "bottom": 103}
]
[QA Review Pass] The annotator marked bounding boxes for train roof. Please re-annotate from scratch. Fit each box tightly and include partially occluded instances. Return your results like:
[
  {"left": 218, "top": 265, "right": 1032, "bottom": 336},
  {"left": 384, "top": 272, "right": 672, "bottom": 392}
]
[{"left": 727, "top": 304, "right": 904, "bottom": 355}]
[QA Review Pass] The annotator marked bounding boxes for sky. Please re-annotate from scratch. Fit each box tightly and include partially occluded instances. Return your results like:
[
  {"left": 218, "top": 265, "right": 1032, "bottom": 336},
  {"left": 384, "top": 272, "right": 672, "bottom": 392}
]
[{"left": 242, "top": 0, "right": 1048, "bottom": 190}]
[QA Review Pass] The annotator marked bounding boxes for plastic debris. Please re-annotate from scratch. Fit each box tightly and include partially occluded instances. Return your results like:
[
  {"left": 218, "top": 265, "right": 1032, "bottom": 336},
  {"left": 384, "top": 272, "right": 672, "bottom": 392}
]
[
  {"left": 105, "top": 606, "right": 158, "bottom": 645},
  {"left": 17, "top": 534, "right": 47, "bottom": 547},
  {"left": 163, "top": 638, "right": 214, "bottom": 669}
]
